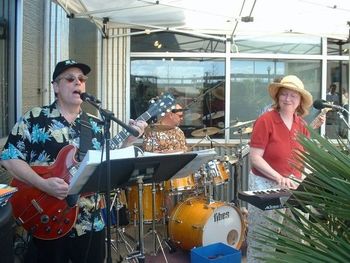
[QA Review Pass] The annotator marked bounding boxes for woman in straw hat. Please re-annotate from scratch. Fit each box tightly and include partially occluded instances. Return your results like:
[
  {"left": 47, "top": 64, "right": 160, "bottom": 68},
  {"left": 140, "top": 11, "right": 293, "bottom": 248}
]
[{"left": 246, "top": 75, "right": 324, "bottom": 262}]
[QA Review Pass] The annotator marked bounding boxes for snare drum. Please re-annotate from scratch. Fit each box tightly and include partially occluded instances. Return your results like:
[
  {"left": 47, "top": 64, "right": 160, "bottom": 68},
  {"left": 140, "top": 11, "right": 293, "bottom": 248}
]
[
  {"left": 127, "top": 184, "right": 164, "bottom": 223},
  {"left": 205, "top": 160, "right": 230, "bottom": 185},
  {"left": 168, "top": 197, "right": 244, "bottom": 250},
  {"left": 164, "top": 174, "right": 196, "bottom": 194}
]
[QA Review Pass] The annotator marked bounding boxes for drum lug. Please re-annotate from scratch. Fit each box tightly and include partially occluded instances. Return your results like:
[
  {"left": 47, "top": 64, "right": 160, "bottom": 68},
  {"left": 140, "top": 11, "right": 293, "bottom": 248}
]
[
  {"left": 185, "top": 200, "right": 193, "bottom": 206},
  {"left": 175, "top": 219, "right": 183, "bottom": 224},
  {"left": 191, "top": 224, "right": 202, "bottom": 230}
]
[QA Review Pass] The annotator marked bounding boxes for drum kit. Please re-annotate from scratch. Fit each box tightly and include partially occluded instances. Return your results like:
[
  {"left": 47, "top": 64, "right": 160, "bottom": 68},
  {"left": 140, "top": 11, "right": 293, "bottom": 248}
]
[
  {"left": 118, "top": 158, "right": 245, "bottom": 260},
  {"left": 105, "top": 119, "right": 254, "bottom": 262}
]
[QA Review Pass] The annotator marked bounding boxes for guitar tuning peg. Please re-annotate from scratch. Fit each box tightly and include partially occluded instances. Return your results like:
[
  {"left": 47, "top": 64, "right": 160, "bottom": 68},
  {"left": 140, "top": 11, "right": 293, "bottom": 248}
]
[{"left": 148, "top": 96, "right": 159, "bottom": 104}]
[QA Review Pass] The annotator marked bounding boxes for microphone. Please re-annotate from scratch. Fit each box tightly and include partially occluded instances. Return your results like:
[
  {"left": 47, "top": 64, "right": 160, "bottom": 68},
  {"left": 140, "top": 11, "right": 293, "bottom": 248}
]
[
  {"left": 80, "top": 92, "right": 101, "bottom": 104},
  {"left": 313, "top": 99, "right": 345, "bottom": 111},
  {"left": 171, "top": 108, "right": 188, "bottom": 113}
]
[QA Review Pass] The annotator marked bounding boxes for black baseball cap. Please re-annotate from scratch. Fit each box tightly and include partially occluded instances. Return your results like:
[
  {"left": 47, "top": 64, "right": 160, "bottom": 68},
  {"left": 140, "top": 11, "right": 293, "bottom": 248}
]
[{"left": 52, "top": 59, "right": 91, "bottom": 81}]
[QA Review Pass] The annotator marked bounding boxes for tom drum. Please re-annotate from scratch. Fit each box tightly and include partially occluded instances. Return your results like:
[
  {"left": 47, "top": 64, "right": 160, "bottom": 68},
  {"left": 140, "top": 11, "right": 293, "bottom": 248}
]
[{"left": 127, "top": 184, "right": 164, "bottom": 223}]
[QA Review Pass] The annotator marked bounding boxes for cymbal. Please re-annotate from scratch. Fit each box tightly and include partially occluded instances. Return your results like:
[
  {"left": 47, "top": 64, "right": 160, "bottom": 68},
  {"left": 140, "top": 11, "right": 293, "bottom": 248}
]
[
  {"left": 212, "top": 85, "right": 225, "bottom": 100},
  {"left": 230, "top": 120, "right": 255, "bottom": 129},
  {"left": 185, "top": 112, "right": 201, "bottom": 121},
  {"left": 191, "top": 127, "right": 220, "bottom": 137},
  {"left": 223, "top": 155, "right": 238, "bottom": 164},
  {"left": 202, "top": 111, "right": 225, "bottom": 120},
  {"left": 233, "top": 127, "right": 253, "bottom": 135},
  {"left": 145, "top": 123, "right": 173, "bottom": 133}
]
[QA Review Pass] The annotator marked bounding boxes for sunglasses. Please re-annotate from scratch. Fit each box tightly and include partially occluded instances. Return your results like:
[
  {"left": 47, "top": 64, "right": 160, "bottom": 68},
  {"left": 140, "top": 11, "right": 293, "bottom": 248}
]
[{"left": 55, "top": 74, "right": 88, "bottom": 84}]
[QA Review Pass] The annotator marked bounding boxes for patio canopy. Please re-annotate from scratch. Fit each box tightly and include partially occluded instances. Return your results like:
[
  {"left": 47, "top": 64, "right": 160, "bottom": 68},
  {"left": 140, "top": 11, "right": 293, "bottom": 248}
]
[{"left": 54, "top": 0, "right": 350, "bottom": 41}]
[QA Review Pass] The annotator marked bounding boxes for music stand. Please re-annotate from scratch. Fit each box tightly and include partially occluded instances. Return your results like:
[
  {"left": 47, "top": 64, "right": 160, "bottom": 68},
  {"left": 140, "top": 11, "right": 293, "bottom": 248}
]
[
  {"left": 79, "top": 152, "right": 197, "bottom": 192},
  {"left": 79, "top": 153, "right": 197, "bottom": 263}
]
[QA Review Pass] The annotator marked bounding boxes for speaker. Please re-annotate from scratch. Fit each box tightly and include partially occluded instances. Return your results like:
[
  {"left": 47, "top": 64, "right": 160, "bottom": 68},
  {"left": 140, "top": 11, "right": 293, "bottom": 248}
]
[{"left": 0, "top": 203, "right": 15, "bottom": 263}]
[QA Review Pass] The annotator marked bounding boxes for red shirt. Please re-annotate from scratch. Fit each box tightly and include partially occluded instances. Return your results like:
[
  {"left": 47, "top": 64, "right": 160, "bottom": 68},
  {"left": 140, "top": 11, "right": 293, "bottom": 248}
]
[{"left": 250, "top": 110, "right": 309, "bottom": 179}]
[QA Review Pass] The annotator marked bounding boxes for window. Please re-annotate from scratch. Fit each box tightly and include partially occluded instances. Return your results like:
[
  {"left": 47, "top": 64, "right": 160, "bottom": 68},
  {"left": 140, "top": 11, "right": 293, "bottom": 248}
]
[
  {"left": 131, "top": 32, "right": 348, "bottom": 141},
  {"left": 235, "top": 34, "right": 321, "bottom": 55},
  {"left": 229, "top": 59, "right": 322, "bottom": 139},
  {"left": 131, "top": 31, "right": 226, "bottom": 53},
  {"left": 327, "top": 38, "right": 350, "bottom": 56},
  {"left": 326, "top": 60, "right": 349, "bottom": 138},
  {"left": 130, "top": 57, "right": 225, "bottom": 138}
]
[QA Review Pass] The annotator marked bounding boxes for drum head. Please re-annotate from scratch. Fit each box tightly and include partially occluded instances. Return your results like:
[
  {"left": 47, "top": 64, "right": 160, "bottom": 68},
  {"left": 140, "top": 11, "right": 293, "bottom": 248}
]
[{"left": 202, "top": 204, "right": 244, "bottom": 248}]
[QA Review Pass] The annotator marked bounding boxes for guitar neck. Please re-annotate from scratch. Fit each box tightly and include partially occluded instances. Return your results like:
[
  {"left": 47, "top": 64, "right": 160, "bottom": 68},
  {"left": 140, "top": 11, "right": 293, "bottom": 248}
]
[
  {"left": 109, "top": 114, "right": 146, "bottom": 150},
  {"left": 108, "top": 93, "right": 175, "bottom": 150}
]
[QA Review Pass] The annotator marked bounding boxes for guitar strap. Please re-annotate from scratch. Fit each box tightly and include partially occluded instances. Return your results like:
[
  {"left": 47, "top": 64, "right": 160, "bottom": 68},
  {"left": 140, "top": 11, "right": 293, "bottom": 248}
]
[
  {"left": 66, "top": 112, "right": 93, "bottom": 208},
  {"left": 78, "top": 112, "right": 93, "bottom": 162}
]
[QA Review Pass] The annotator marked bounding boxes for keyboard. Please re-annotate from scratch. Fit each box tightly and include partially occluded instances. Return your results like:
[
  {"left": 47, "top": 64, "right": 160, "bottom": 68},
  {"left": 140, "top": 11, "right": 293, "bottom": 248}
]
[{"left": 238, "top": 188, "right": 294, "bottom": 210}]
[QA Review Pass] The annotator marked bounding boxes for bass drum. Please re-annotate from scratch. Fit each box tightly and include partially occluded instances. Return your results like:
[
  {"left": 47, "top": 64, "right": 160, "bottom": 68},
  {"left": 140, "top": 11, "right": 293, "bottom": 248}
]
[{"left": 168, "top": 197, "right": 244, "bottom": 251}]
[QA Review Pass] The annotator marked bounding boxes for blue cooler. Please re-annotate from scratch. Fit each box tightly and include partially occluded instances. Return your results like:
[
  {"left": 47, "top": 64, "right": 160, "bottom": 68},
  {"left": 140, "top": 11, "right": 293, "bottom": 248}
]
[{"left": 191, "top": 242, "right": 241, "bottom": 263}]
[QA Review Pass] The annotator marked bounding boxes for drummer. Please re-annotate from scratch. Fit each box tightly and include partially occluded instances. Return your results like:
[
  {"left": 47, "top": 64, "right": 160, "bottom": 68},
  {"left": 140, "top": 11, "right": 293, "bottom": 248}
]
[
  {"left": 142, "top": 103, "right": 187, "bottom": 153},
  {"left": 142, "top": 103, "right": 188, "bottom": 212}
]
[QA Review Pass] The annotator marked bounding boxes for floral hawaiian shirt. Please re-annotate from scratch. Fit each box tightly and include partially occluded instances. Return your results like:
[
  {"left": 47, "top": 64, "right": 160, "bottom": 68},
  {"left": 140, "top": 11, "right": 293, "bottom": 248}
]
[
  {"left": 142, "top": 126, "right": 187, "bottom": 153},
  {"left": 1, "top": 101, "right": 105, "bottom": 236}
]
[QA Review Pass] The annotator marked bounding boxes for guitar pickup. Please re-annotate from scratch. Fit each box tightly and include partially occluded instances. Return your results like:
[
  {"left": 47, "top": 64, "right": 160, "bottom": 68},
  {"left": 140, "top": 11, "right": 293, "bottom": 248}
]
[{"left": 31, "top": 199, "right": 44, "bottom": 213}]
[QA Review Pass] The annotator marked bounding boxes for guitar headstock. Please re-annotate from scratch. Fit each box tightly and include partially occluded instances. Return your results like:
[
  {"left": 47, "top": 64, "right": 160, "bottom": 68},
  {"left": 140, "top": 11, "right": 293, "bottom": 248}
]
[{"left": 147, "top": 93, "right": 176, "bottom": 118}]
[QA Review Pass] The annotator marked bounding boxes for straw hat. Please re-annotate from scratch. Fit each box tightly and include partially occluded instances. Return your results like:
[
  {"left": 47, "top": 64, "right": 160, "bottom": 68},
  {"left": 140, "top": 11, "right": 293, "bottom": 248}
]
[{"left": 268, "top": 75, "right": 313, "bottom": 109}]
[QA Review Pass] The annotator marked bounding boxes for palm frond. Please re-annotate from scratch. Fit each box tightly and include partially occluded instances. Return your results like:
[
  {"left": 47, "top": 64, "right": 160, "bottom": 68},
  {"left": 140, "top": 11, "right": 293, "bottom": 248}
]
[{"left": 253, "top": 128, "right": 350, "bottom": 262}]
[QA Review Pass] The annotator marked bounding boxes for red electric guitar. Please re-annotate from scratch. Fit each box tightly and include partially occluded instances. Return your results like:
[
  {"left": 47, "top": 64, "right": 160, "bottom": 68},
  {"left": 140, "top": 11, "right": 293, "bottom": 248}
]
[{"left": 10, "top": 93, "right": 175, "bottom": 240}]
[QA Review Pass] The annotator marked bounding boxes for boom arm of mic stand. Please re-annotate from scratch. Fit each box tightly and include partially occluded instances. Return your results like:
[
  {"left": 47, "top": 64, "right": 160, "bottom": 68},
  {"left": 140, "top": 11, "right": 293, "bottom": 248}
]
[{"left": 85, "top": 100, "right": 140, "bottom": 137}]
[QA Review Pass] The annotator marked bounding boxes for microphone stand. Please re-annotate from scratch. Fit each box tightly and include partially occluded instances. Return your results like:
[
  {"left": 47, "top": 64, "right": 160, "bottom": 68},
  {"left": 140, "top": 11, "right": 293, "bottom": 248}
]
[
  {"left": 83, "top": 99, "right": 139, "bottom": 263},
  {"left": 336, "top": 108, "right": 350, "bottom": 130}
]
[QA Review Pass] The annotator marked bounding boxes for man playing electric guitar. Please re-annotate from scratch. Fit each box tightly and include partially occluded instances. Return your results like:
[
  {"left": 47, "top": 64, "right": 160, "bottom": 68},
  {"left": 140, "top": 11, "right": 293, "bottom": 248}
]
[{"left": 0, "top": 59, "right": 148, "bottom": 263}]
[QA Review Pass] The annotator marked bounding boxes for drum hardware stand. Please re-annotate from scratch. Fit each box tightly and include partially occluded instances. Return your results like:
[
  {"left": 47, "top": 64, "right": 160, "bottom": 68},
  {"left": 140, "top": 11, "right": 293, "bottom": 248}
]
[
  {"left": 125, "top": 176, "right": 146, "bottom": 263},
  {"left": 161, "top": 186, "right": 177, "bottom": 254},
  {"left": 143, "top": 182, "right": 169, "bottom": 263},
  {"left": 232, "top": 131, "right": 245, "bottom": 206},
  {"left": 189, "top": 132, "right": 229, "bottom": 151},
  {"left": 110, "top": 189, "right": 135, "bottom": 258},
  {"left": 223, "top": 155, "right": 235, "bottom": 203},
  {"left": 206, "top": 175, "right": 215, "bottom": 204}
]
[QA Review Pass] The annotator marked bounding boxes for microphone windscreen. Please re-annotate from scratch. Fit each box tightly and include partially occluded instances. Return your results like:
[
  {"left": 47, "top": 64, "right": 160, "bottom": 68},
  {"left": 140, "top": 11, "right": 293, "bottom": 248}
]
[
  {"left": 80, "top": 92, "right": 89, "bottom": 101},
  {"left": 313, "top": 99, "right": 326, "bottom": 110}
]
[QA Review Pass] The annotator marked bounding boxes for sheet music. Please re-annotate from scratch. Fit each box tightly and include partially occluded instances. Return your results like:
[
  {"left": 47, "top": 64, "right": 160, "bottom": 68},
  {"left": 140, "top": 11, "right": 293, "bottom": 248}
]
[
  {"left": 68, "top": 146, "right": 138, "bottom": 194},
  {"left": 171, "top": 148, "right": 217, "bottom": 179}
]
